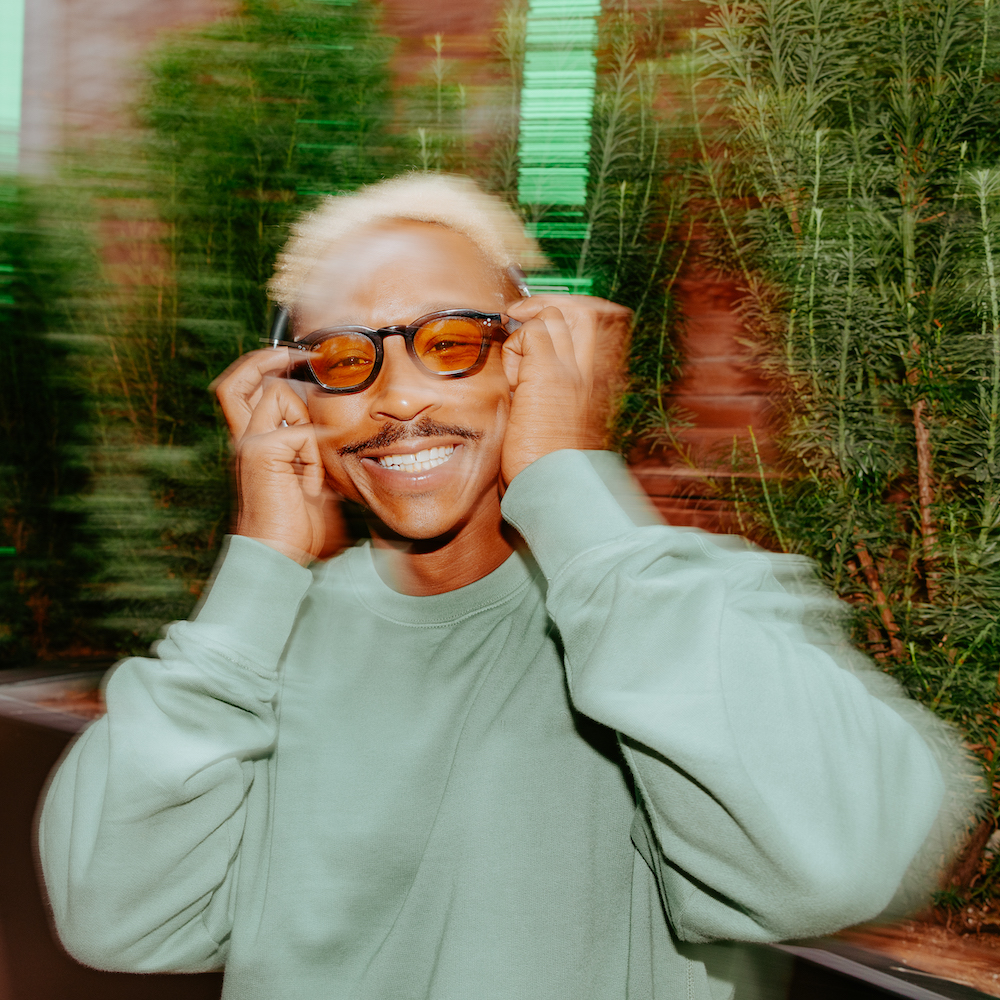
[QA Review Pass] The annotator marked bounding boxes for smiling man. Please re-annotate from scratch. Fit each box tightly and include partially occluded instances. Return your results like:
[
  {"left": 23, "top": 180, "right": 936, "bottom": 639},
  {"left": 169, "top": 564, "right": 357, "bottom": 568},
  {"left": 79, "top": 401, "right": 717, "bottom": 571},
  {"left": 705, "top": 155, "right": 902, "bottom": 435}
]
[{"left": 39, "top": 175, "right": 965, "bottom": 1000}]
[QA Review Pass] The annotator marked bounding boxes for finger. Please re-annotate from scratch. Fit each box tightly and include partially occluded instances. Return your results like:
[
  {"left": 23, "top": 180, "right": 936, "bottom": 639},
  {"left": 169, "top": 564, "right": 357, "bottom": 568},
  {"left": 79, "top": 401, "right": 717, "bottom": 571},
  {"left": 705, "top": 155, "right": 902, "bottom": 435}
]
[
  {"left": 508, "top": 292, "right": 627, "bottom": 315},
  {"left": 514, "top": 308, "right": 582, "bottom": 381},
  {"left": 559, "top": 306, "right": 598, "bottom": 390},
  {"left": 501, "top": 316, "right": 567, "bottom": 388},
  {"left": 215, "top": 349, "right": 291, "bottom": 439},
  {"left": 298, "top": 428, "right": 326, "bottom": 499},
  {"left": 239, "top": 423, "right": 326, "bottom": 498},
  {"left": 509, "top": 300, "right": 593, "bottom": 379},
  {"left": 244, "top": 379, "right": 312, "bottom": 439},
  {"left": 537, "top": 306, "right": 580, "bottom": 371},
  {"left": 506, "top": 293, "right": 582, "bottom": 320},
  {"left": 212, "top": 348, "right": 290, "bottom": 398}
]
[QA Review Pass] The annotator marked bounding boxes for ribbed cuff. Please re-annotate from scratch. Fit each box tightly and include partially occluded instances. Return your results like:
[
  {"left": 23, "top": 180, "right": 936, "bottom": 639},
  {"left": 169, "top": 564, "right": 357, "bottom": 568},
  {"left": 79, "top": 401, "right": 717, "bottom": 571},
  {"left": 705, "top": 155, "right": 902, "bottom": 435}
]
[
  {"left": 500, "top": 450, "right": 638, "bottom": 580},
  {"left": 192, "top": 535, "right": 314, "bottom": 668}
]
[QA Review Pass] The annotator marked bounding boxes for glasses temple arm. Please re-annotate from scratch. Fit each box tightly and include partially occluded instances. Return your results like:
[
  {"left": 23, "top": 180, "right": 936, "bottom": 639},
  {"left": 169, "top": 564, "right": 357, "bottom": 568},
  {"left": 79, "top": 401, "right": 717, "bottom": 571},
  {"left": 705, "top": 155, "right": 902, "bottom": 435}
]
[
  {"left": 507, "top": 265, "right": 530, "bottom": 298},
  {"left": 265, "top": 305, "right": 291, "bottom": 349}
]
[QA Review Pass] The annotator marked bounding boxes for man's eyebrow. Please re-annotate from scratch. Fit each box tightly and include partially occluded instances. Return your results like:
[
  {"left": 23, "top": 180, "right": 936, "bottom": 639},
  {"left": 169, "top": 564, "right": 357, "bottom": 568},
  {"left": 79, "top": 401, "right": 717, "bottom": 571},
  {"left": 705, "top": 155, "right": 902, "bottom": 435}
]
[
  {"left": 302, "top": 304, "right": 488, "bottom": 334},
  {"left": 416, "top": 303, "right": 467, "bottom": 314},
  {"left": 399, "top": 303, "right": 484, "bottom": 321}
]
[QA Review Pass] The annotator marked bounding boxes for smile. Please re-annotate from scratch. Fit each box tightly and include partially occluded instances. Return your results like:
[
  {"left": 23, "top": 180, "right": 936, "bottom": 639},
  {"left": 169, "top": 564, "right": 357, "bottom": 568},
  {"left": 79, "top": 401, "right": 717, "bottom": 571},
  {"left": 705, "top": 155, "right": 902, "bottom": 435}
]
[{"left": 376, "top": 444, "right": 456, "bottom": 472}]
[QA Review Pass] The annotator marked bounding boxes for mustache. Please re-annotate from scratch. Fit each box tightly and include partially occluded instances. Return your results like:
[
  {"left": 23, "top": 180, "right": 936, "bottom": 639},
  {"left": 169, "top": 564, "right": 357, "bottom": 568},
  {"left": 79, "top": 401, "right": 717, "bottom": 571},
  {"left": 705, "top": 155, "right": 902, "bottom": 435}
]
[{"left": 338, "top": 416, "right": 482, "bottom": 456}]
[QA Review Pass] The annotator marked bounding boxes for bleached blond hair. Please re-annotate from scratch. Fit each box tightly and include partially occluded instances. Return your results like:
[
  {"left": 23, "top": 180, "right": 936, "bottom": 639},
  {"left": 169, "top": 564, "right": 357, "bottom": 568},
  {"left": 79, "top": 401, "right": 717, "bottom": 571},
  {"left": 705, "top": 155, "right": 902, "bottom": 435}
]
[{"left": 268, "top": 173, "right": 547, "bottom": 309}]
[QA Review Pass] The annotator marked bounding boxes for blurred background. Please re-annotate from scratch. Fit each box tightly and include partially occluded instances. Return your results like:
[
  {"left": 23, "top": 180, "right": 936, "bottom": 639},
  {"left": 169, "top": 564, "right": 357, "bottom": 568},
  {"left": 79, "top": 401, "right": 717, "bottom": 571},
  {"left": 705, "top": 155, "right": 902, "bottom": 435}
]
[{"left": 4, "top": 0, "right": 1000, "bottom": 993}]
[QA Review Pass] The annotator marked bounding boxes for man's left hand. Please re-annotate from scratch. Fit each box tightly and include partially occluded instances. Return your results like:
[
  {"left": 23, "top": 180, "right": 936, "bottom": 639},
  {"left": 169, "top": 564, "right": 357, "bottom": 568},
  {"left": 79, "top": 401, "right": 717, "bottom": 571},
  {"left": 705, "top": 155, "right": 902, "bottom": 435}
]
[{"left": 501, "top": 295, "right": 632, "bottom": 488}]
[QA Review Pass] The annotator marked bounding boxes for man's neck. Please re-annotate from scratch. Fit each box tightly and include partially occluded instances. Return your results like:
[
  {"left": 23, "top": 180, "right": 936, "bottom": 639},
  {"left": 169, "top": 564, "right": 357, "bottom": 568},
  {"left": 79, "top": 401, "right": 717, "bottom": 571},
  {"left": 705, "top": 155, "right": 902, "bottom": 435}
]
[{"left": 368, "top": 508, "right": 516, "bottom": 597}]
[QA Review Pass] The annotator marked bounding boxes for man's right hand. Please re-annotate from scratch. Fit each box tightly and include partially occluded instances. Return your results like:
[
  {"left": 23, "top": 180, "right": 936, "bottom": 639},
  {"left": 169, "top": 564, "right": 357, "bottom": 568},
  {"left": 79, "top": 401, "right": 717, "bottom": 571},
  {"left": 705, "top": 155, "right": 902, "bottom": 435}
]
[{"left": 213, "top": 350, "right": 344, "bottom": 565}]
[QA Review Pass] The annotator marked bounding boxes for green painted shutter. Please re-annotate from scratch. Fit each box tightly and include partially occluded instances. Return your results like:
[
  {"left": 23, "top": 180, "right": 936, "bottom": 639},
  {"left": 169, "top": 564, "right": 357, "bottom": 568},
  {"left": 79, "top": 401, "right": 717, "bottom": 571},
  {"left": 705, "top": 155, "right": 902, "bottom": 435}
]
[
  {"left": 517, "top": 0, "right": 599, "bottom": 208},
  {"left": 517, "top": 0, "right": 600, "bottom": 293}
]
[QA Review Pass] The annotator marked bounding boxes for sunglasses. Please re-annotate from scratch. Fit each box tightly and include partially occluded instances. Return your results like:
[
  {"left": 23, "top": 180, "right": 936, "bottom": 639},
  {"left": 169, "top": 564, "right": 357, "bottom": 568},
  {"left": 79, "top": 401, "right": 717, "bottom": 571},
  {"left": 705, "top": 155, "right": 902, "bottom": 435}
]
[{"left": 262, "top": 306, "right": 514, "bottom": 394}]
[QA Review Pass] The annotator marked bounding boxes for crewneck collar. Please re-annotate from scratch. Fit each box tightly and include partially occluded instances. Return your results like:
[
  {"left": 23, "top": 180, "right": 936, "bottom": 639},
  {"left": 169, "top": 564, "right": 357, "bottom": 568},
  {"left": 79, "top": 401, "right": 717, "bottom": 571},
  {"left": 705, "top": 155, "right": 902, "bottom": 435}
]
[{"left": 342, "top": 541, "right": 537, "bottom": 627}]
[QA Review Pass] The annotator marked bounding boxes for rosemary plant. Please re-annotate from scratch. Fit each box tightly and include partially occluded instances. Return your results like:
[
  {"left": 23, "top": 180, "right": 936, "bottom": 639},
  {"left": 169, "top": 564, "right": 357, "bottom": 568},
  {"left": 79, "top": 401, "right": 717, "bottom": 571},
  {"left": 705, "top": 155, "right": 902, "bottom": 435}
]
[
  {"left": 404, "top": 33, "right": 469, "bottom": 173},
  {"left": 584, "top": 10, "right": 691, "bottom": 452},
  {"left": 489, "top": 2, "right": 691, "bottom": 452},
  {"left": 0, "top": 180, "right": 95, "bottom": 665},
  {"left": 696, "top": 0, "right": 1000, "bottom": 913},
  {"left": 485, "top": 0, "right": 529, "bottom": 198},
  {"left": 76, "top": 0, "right": 400, "bottom": 650}
]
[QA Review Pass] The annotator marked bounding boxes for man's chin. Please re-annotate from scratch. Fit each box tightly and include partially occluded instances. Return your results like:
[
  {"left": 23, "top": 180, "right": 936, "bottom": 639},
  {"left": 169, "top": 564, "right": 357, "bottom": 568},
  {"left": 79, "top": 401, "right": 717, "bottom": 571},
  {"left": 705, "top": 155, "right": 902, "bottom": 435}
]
[
  {"left": 367, "top": 511, "right": 465, "bottom": 548},
  {"left": 361, "top": 482, "right": 511, "bottom": 547}
]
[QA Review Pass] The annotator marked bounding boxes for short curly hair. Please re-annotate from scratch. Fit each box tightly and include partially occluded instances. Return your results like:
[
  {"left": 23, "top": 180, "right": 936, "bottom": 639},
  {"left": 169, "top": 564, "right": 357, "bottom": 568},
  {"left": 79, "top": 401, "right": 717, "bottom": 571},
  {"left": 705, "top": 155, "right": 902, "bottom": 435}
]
[{"left": 267, "top": 173, "right": 547, "bottom": 310}]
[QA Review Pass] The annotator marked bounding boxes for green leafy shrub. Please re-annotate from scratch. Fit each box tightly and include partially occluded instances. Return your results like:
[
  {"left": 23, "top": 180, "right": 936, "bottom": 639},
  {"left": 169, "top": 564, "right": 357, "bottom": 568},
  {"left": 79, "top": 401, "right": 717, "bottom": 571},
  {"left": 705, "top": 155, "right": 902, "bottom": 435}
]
[
  {"left": 403, "top": 33, "right": 470, "bottom": 174},
  {"left": 580, "top": 11, "right": 692, "bottom": 452},
  {"left": 488, "top": 2, "right": 691, "bottom": 452},
  {"left": 77, "top": 0, "right": 401, "bottom": 651},
  {"left": 0, "top": 180, "right": 97, "bottom": 665},
  {"left": 694, "top": 0, "right": 1000, "bottom": 913}
]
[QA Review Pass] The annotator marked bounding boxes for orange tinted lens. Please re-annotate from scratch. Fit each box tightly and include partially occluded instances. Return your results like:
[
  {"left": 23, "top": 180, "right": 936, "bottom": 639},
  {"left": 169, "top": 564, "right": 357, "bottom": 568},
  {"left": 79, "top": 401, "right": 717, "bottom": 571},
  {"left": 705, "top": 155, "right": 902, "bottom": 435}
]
[
  {"left": 310, "top": 333, "right": 377, "bottom": 388},
  {"left": 413, "top": 317, "right": 487, "bottom": 374}
]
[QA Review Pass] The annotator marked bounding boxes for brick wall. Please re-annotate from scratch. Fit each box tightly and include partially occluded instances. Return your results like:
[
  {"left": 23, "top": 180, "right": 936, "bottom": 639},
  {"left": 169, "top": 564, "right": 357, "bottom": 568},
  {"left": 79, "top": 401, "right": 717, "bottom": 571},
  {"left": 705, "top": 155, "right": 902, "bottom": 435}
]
[
  {"left": 630, "top": 265, "right": 777, "bottom": 534},
  {"left": 17, "top": 0, "right": 775, "bottom": 536}
]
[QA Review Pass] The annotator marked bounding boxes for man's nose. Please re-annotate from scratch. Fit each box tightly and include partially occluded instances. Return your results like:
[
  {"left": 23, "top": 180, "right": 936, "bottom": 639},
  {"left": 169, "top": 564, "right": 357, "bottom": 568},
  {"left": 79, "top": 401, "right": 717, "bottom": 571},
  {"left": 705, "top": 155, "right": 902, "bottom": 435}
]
[{"left": 368, "top": 335, "right": 441, "bottom": 422}]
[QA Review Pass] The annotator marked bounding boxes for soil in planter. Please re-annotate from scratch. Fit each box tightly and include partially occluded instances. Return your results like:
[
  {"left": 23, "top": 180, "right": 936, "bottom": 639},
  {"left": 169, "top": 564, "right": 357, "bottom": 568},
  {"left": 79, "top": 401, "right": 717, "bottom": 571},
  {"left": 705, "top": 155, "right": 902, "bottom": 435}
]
[{"left": 836, "top": 920, "right": 1000, "bottom": 997}]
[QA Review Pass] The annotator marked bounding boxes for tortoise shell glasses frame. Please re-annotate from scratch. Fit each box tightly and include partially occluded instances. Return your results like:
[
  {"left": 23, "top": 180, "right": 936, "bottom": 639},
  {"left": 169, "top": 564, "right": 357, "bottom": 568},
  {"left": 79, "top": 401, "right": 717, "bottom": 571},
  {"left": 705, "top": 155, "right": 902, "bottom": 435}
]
[{"left": 261, "top": 306, "right": 518, "bottom": 394}]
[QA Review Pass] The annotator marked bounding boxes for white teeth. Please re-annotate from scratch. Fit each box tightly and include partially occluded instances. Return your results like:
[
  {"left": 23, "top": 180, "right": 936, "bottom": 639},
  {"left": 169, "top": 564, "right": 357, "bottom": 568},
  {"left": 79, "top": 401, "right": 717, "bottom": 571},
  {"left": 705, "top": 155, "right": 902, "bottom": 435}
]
[{"left": 376, "top": 444, "right": 456, "bottom": 472}]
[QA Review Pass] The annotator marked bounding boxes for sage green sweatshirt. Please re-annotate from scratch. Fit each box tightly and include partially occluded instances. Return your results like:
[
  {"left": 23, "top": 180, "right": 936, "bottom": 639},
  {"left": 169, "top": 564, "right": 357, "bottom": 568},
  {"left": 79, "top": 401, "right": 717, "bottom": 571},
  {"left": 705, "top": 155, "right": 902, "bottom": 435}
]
[{"left": 40, "top": 450, "right": 946, "bottom": 1000}]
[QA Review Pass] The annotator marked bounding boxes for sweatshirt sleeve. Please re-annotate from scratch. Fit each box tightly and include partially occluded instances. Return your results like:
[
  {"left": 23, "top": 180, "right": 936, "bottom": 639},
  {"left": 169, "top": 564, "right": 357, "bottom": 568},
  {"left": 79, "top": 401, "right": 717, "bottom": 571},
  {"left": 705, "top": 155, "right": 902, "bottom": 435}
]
[
  {"left": 501, "top": 449, "right": 951, "bottom": 945},
  {"left": 38, "top": 535, "right": 313, "bottom": 972}
]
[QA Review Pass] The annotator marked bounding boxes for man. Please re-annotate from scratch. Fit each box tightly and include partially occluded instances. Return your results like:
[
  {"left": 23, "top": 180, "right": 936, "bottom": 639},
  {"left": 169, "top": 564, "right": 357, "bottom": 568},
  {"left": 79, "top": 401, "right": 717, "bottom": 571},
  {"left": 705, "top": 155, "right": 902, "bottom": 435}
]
[{"left": 40, "top": 174, "right": 960, "bottom": 999}]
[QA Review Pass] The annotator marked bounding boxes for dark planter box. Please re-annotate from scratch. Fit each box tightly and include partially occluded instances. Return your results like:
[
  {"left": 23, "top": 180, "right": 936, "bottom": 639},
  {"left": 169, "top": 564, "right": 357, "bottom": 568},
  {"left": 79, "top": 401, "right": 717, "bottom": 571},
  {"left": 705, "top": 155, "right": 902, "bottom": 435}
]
[{"left": 0, "top": 665, "right": 222, "bottom": 1000}]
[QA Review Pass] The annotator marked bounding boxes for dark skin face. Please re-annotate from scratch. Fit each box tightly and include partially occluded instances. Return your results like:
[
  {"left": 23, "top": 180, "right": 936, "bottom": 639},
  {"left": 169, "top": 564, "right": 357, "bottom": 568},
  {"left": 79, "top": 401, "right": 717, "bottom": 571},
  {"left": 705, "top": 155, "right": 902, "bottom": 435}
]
[
  {"left": 293, "top": 221, "right": 515, "bottom": 581},
  {"left": 215, "top": 218, "right": 602, "bottom": 596}
]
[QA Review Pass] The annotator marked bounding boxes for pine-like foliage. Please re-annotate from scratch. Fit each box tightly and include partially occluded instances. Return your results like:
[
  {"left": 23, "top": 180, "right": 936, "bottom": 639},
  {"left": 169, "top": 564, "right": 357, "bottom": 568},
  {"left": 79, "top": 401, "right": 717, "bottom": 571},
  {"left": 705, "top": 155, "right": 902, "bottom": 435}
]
[
  {"left": 136, "top": 0, "right": 397, "bottom": 440},
  {"left": 402, "top": 33, "right": 470, "bottom": 174},
  {"left": 583, "top": 11, "right": 692, "bottom": 452},
  {"left": 696, "top": 0, "right": 1000, "bottom": 915},
  {"left": 488, "top": 3, "right": 691, "bottom": 453},
  {"left": 78, "top": 0, "right": 400, "bottom": 650},
  {"left": 0, "top": 181, "right": 95, "bottom": 665}
]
